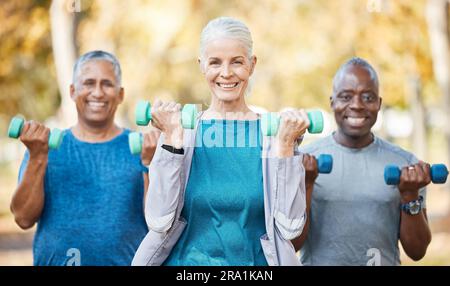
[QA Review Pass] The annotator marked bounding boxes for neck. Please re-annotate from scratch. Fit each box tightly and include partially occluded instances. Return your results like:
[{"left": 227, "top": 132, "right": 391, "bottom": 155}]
[
  {"left": 72, "top": 118, "right": 121, "bottom": 143},
  {"left": 203, "top": 95, "right": 257, "bottom": 120},
  {"left": 333, "top": 130, "right": 374, "bottom": 149}
]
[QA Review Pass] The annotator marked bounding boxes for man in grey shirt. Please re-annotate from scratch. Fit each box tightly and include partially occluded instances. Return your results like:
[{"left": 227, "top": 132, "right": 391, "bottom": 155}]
[{"left": 297, "top": 57, "right": 432, "bottom": 265}]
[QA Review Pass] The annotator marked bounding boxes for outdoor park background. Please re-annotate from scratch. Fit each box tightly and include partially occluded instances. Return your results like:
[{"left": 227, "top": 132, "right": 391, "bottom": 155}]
[{"left": 0, "top": 0, "right": 450, "bottom": 265}]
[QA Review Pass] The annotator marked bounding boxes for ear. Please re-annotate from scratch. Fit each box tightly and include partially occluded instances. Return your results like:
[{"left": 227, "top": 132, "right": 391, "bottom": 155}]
[
  {"left": 329, "top": 94, "right": 334, "bottom": 109},
  {"left": 377, "top": 96, "right": 382, "bottom": 111},
  {"left": 70, "top": 84, "right": 76, "bottom": 101},
  {"left": 249, "top": 56, "right": 257, "bottom": 76},
  {"left": 198, "top": 57, "right": 205, "bottom": 74},
  {"left": 118, "top": 87, "right": 124, "bottom": 103}
]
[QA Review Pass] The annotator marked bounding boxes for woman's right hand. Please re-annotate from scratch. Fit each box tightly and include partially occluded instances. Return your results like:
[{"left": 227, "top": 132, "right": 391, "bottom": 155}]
[
  {"left": 19, "top": 120, "right": 50, "bottom": 160},
  {"left": 151, "top": 99, "right": 184, "bottom": 148}
]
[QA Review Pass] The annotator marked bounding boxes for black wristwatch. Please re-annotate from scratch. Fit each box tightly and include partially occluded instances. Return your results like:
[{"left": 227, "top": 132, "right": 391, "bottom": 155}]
[
  {"left": 162, "top": 144, "right": 184, "bottom": 155},
  {"left": 401, "top": 196, "right": 424, "bottom": 216}
]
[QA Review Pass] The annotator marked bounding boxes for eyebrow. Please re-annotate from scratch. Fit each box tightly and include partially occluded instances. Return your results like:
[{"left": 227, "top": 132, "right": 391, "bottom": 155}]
[
  {"left": 82, "top": 78, "right": 115, "bottom": 84},
  {"left": 207, "top": 56, "right": 245, "bottom": 61},
  {"left": 339, "top": 87, "right": 377, "bottom": 92},
  {"left": 338, "top": 89, "right": 355, "bottom": 94}
]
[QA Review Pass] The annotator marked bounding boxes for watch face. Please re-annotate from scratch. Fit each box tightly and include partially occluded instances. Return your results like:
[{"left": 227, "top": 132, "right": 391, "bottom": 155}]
[
  {"left": 410, "top": 204, "right": 420, "bottom": 214},
  {"left": 408, "top": 201, "right": 421, "bottom": 215}
]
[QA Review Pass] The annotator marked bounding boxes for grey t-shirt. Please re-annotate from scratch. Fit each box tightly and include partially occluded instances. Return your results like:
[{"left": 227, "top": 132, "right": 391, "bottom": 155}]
[{"left": 299, "top": 134, "right": 427, "bottom": 266}]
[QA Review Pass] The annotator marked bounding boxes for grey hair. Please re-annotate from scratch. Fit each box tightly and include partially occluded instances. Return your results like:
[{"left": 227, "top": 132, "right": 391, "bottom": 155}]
[
  {"left": 332, "top": 57, "right": 379, "bottom": 92},
  {"left": 199, "top": 17, "right": 253, "bottom": 62},
  {"left": 72, "top": 50, "right": 122, "bottom": 87}
]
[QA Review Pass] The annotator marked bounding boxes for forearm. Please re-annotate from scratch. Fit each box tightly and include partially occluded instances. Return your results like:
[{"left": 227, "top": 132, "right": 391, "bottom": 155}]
[
  {"left": 143, "top": 172, "right": 149, "bottom": 210},
  {"left": 400, "top": 209, "right": 431, "bottom": 261},
  {"left": 291, "top": 183, "right": 313, "bottom": 251},
  {"left": 272, "top": 154, "right": 307, "bottom": 240},
  {"left": 11, "top": 157, "right": 46, "bottom": 229},
  {"left": 163, "top": 129, "right": 183, "bottom": 149},
  {"left": 145, "top": 147, "right": 185, "bottom": 232},
  {"left": 277, "top": 143, "right": 295, "bottom": 158}
]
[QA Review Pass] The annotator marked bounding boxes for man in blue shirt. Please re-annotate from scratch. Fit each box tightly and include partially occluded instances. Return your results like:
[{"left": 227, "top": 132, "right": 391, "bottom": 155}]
[{"left": 10, "top": 50, "right": 160, "bottom": 266}]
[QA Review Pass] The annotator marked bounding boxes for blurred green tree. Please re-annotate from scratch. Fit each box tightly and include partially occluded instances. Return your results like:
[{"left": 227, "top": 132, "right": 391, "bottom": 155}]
[{"left": 0, "top": 0, "right": 58, "bottom": 132}]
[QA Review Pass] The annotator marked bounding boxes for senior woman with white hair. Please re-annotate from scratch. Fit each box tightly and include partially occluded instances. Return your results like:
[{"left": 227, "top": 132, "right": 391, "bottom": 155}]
[{"left": 132, "top": 17, "right": 311, "bottom": 266}]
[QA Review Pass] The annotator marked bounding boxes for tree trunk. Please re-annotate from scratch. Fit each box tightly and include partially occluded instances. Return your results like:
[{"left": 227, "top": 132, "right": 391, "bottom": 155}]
[
  {"left": 49, "top": 0, "right": 78, "bottom": 127},
  {"left": 409, "top": 76, "right": 427, "bottom": 160},
  {"left": 426, "top": 0, "right": 450, "bottom": 166}
]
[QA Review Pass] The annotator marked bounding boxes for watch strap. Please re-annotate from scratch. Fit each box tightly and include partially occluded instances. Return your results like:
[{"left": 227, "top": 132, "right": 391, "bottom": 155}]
[
  {"left": 401, "top": 195, "right": 423, "bottom": 215},
  {"left": 162, "top": 144, "right": 184, "bottom": 155}
]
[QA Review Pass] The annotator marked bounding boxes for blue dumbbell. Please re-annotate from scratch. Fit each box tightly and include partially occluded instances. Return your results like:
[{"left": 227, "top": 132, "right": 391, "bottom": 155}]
[
  {"left": 384, "top": 164, "right": 449, "bottom": 185},
  {"left": 317, "top": 154, "right": 333, "bottom": 174}
]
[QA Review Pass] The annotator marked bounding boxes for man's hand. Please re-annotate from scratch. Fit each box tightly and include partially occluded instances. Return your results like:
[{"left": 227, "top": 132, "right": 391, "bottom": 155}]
[
  {"left": 398, "top": 162, "right": 431, "bottom": 203},
  {"left": 303, "top": 153, "right": 319, "bottom": 188},
  {"left": 141, "top": 128, "right": 161, "bottom": 166},
  {"left": 19, "top": 120, "right": 50, "bottom": 161}
]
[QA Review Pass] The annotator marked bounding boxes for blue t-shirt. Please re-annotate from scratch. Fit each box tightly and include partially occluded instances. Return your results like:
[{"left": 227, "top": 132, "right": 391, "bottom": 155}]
[
  {"left": 164, "top": 119, "right": 268, "bottom": 266},
  {"left": 18, "top": 128, "right": 149, "bottom": 266}
]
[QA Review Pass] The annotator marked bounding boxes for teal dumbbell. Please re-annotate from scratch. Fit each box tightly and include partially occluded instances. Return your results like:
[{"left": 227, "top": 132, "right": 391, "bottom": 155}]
[
  {"left": 261, "top": 110, "right": 324, "bottom": 136},
  {"left": 128, "top": 132, "right": 143, "bottom": 155},
  {"left": 135, "top": 100, "right": 197, "bottom": 129},
  {"left": 7, "top": 116, "right": 64, "bottom": 149},
  {"left": 317, "top": 154, "right": 333, "bottom": 174},
  {"left": 384, "top": 164, "right": 448, "bottom": 185}
]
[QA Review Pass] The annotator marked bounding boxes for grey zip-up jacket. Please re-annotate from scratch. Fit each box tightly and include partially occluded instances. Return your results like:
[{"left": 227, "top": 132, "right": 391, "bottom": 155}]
[{"left": 132, "top": 115, "right": 307, "bottom": 266}]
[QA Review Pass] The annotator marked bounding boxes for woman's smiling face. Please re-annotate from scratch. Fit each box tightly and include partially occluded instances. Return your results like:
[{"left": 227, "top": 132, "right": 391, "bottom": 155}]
[{"left": 201, "top": 38, "right": 256, "bottom": 103}]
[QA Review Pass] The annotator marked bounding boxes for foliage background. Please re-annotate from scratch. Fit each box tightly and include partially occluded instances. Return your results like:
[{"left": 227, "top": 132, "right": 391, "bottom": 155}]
[{"left": 0, "top": 0, "right": 449, "bottom": 265}]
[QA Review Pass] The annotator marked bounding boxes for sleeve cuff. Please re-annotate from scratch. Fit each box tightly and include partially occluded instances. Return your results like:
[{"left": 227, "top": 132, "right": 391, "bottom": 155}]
[
  {"left": 146, "top": 211, "right": 176, "bottom": 233},
  {"left": 274, "top": 210, "right": 307, "bottom": 240}
]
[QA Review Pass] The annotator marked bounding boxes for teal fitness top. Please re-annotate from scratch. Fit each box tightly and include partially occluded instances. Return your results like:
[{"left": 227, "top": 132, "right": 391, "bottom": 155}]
[{"left": 164, "top": 119, "right": 268, "bottom": 266}]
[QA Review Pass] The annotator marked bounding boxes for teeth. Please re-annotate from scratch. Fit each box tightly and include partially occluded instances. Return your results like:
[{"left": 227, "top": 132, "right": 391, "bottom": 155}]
[
  {"left": 88, "top": 101, "right": 106, "bottom": 107},
  {"left": 218, "top": 82, "right": 238, "bottom": 88},
  {"left": 346, "top": 117, "right": 365, "bottom": 125}
]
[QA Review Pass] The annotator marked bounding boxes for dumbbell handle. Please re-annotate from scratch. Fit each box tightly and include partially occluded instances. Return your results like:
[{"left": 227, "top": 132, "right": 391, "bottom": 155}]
[{"left": 384, "top": 164, "right": 448, "bottom": 185}]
